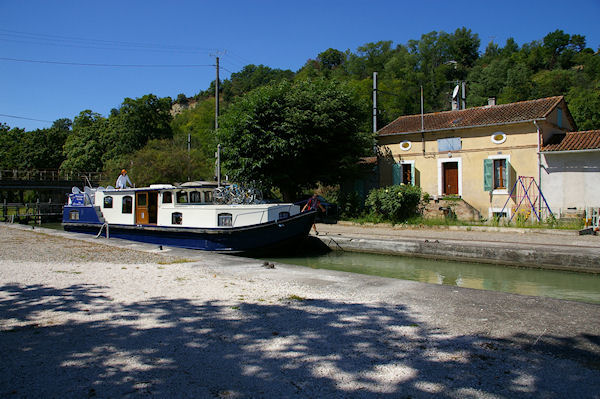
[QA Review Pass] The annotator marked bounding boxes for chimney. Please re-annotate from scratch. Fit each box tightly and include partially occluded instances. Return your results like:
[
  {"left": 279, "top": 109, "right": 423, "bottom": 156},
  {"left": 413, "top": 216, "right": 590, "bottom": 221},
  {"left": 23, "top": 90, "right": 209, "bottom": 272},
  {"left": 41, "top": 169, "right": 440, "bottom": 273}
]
[{"left": 488, "top": 97, "right": 496, "bottom": 106}]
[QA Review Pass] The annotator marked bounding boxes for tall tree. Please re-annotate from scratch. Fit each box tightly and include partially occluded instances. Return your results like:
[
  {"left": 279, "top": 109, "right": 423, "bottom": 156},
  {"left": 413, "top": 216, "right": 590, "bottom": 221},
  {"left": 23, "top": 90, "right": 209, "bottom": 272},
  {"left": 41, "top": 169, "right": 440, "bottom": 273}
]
[
  {"left": 218, "top": 79, "right": 372, "bottom": 200},
  {"left": 103, "top": 94, "right": 173, "bottom": 163},
  {"left": 61, "top": 111, "right": 107, "bottom": 172}
]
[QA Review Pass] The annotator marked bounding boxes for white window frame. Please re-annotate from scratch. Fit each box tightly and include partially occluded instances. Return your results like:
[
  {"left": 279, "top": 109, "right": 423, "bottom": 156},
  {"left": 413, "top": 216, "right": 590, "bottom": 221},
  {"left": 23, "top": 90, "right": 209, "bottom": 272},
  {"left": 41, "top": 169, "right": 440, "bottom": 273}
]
[
  {"left": 487, "top": 154, "right": 510, "bottom": 195},
  {"left": 489, "top": 207, "right": 512, "bottom": 219},
  {"left": 437, "top": 157, "right": 462, "bottom": 197},
  {"left": 400, "top": 160, "right": 415, "bottom": 185}
]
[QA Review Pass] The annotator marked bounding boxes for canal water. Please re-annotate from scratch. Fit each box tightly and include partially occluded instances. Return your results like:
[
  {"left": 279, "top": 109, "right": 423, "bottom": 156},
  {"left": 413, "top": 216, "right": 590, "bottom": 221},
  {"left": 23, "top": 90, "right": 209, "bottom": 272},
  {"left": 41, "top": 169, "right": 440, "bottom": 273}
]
[{"left": 262, "top": 251, "right": 600, "bottom": 304}]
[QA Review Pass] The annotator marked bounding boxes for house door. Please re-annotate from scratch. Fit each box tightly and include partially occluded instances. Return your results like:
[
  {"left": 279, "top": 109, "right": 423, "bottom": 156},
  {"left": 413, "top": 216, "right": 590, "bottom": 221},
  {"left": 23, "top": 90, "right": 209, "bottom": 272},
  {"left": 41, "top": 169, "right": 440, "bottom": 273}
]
[
  {"left": 443, "top": 162, "right": 459, "bottom": 195},
  {"left": 136, "top": 192, "right": 149, "bottom": 224}
]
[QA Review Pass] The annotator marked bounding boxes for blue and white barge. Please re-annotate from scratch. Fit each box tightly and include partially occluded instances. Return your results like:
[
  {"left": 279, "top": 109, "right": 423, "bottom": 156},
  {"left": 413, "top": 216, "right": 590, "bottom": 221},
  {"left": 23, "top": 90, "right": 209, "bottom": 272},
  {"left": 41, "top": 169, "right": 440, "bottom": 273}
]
[{"left": 62, "top": 181, "right": 315, "bottom": 252}]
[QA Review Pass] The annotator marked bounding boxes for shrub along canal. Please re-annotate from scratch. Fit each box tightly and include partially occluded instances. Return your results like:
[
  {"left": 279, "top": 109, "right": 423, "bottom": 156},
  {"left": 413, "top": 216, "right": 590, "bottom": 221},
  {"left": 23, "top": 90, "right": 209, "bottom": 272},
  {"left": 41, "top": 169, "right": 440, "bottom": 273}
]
[{"left": 260, "top": 251, "right": 600, "bottom": 304}]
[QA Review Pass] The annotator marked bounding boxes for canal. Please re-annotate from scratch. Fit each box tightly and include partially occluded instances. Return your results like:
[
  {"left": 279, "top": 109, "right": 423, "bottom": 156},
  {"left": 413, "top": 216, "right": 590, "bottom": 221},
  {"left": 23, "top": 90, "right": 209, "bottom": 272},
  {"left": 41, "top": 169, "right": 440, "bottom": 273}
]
[{"left": 261, "top": 251, "right": 600, "bottom": 304}]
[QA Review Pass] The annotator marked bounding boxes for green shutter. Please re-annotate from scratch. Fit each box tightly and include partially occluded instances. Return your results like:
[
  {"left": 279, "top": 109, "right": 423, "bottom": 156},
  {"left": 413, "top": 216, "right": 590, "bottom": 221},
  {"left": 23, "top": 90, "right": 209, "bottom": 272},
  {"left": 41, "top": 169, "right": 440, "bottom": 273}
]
[
  {"left": 410, "top": 163, "right": 415, "bottom": 186},
  {"left": 392, "top": 163, "right": 402, "bottom": 185},
  {"left": 483, "top": 159, "right": 493, "bottom": 192}
]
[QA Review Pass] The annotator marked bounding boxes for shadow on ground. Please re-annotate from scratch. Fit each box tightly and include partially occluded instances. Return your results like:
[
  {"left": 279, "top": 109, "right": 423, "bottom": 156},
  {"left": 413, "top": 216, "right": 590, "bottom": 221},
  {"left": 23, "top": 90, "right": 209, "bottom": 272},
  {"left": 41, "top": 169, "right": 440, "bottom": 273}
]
[{"left": 1, "top": 283, "right": 599, "bottom": 398}]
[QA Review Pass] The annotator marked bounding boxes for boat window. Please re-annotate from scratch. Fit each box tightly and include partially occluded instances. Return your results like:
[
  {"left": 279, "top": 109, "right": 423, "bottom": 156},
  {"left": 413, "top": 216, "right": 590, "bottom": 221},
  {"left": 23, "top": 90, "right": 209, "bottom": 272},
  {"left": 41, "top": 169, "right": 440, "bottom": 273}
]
[
  {"left": 278, "top": 211, "right": 290, "bottom": 219},
  {"left": 122, "top": 196, "right": 133, "bottom": 214},
  {"left": 137, "top": 193, "right": 147, "bottom": 206},
  {"left": 69, "top": 210, "right": 80, "bottom": 220},
  {"left": 162, "top": 191, "right": 172, "bottom": 204},
  {"left": 103, "top": 196, "right": 113, "bottom": 209},
  {"left": 204, "top": 191, "right": 213, "bottom": 203},
  {"left": 172, "top": 212, "right": 183, "bottom": 225},
  {"left": 189, "top": 191, "right": 202, "bottom": 203},
  {"left": 177, "top": 191, "right": 188, "bottom": 204},
  {"left": 218, "top": 213, "right": 233, "bottom": 227}
]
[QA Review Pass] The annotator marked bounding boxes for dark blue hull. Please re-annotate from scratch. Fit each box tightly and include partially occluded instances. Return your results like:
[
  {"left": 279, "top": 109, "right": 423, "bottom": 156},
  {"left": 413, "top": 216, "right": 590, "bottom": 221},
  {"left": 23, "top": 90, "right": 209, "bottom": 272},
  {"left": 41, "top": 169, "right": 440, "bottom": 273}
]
[{"left": 62, "top": 210, "right": 316, "bottom": 252}]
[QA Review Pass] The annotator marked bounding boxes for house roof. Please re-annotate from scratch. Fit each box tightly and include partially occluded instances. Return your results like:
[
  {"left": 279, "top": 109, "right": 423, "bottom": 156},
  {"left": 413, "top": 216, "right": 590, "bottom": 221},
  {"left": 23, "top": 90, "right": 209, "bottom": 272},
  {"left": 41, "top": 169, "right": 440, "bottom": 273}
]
[
  {"left": 541, "top": 130, "right": 600, "bottom": 152},
  {"left": 378, "top": 96, "right": 570, "bottom": 136}
]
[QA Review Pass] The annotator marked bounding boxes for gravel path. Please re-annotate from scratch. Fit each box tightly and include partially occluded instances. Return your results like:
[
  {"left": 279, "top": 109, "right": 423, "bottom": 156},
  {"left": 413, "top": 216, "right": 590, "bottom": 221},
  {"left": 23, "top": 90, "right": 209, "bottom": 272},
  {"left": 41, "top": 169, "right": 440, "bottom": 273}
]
[{"left": 1, "top": 224, "right": 599, "bottom": 398}]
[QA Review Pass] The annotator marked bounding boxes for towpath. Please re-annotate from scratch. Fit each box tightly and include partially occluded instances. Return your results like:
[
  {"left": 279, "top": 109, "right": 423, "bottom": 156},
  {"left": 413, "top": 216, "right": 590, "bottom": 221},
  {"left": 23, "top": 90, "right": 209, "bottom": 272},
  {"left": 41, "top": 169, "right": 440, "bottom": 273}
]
[{"left": 0, "top": 223, "right": 599, "bottom": 398}]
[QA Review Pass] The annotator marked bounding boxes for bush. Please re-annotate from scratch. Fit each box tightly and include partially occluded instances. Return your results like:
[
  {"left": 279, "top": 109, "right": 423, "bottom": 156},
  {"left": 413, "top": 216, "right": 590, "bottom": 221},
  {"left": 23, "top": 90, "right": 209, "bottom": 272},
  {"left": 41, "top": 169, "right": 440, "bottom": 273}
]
[{"left": 365, "top": 185, "right": 422, "bottom": 223}]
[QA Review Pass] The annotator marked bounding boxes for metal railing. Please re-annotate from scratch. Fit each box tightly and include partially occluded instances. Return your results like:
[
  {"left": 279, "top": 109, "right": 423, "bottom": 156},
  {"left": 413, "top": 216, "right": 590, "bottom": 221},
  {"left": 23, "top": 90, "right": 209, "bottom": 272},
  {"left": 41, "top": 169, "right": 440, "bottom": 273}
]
[{"left": 0, "top": 169, "right": 105, "bottom": 182}]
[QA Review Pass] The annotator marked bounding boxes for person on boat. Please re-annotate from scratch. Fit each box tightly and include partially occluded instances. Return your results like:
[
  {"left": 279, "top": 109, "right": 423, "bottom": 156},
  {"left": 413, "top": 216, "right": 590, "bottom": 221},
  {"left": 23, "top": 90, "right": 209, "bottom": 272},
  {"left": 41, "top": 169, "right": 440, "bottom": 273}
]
[
  {"left": 116, "top": 169, "right": 133, "bottom": 189},
  {"left": 302, "top": 193, "right": 325, "bottom": 235}
]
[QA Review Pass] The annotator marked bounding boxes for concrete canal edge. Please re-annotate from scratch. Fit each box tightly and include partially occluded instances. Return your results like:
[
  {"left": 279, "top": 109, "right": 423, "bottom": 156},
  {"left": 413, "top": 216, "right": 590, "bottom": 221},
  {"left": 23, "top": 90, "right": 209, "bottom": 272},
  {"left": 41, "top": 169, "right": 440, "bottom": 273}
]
[{"left": 316, "top": 234, "right": 600, "bottom": 274}]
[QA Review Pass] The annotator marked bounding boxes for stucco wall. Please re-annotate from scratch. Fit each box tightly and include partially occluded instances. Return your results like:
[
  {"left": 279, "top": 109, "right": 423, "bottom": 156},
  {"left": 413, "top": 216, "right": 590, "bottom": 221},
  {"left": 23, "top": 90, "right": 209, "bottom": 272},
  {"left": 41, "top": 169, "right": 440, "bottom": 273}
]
[
  {"left": 378, "top": 122, "right": 541, "bottom": 218},
  {"left": 541, "top": 152, "right": 600, "bottom": 210}
]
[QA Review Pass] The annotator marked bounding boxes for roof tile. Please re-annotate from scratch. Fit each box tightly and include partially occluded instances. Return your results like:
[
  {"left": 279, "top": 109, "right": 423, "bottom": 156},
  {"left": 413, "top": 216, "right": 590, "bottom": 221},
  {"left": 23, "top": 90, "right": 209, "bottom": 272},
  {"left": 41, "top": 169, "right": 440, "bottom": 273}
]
[
  {"left": 378, "top": 96, "right": 564, "bottom": 136},
  {"left": 541, "top": 130, "right": 600, "bottom": 152}
]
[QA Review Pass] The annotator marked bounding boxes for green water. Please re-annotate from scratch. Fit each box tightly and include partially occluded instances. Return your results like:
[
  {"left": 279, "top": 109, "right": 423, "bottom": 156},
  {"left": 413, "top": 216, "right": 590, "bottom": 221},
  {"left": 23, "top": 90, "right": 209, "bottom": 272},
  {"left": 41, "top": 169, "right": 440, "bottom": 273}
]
[{"left": 264, "top": 251, "right": 600, "bottom": 304}]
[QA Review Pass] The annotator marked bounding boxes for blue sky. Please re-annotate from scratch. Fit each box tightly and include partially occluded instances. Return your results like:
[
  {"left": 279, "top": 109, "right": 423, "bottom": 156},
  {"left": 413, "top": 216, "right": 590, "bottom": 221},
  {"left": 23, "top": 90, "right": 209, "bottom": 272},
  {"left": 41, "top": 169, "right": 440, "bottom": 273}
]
[{"left": 2, "top": 0, "right": 599, "bottom": 131}]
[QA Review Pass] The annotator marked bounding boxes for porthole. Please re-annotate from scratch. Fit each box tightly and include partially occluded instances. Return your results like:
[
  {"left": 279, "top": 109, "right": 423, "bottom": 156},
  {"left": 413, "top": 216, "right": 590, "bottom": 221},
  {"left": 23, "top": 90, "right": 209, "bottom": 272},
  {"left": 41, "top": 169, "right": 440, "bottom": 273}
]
[
  {"left": 400, "top": 141, "right": 412, "bottom": 151},
  {"left": 491, "top": 132, "right": 507, "bottom": 144}
]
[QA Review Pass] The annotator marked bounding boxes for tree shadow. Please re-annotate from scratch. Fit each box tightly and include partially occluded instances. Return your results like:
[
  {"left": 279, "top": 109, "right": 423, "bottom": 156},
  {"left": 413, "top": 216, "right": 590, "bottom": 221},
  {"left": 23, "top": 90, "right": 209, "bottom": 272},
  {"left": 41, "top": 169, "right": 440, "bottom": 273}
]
[{"left": 1, "top": 283, "right": 598, "bottom": 398}]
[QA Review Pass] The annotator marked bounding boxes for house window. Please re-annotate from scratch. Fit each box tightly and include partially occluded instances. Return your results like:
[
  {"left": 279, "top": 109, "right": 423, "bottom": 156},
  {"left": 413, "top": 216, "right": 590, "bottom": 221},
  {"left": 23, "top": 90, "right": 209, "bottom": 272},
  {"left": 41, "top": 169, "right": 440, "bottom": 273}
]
[
  {"left": 69, "top": 210, "right": 79, "bottom": 220},
  {"left": 493, "top": 159, "right": 506, "bottom": 189},
  {"left": 218, "top": 213, "right": 232, "bottom": 227},
  {"left": 393, "top": 161, "right": 415, "bottom": 185},
  {"left": 172, "top": 212, "right": 182, "bottom": 225},
  {"left": 177, "top": 191, "right": 188, "bottom": 204},
  {"left": 484, "top": 156, "right": 510, "bottom": 193},
  {"left": 204, "top": 191, "right": 213, "bottom": 203},
  {"left": 103, "top": 196, "right": 113, "bottom": 209},
  {"left": 190, "top": 191, "right": 202, "bottom": 203},
  {"left": 122, "top": 196, "right": 133, "bottom": 214},
  {"left": 557, "top": 108, "right": 563, "bottom": 128},
  {"left": 162, "top": 192, "right": 172, "bottom": 204},
  {"left": 400, "top": 141, "right": 412, "bottom": 151},
  {"left": 278, "top": 211, "right": 290, "bottom": 219}
]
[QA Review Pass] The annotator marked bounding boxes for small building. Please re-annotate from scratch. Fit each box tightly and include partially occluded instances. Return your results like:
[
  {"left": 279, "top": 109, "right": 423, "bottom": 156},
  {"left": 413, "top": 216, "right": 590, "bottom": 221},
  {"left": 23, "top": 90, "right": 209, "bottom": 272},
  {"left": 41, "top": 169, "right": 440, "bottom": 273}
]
[
  {"left": 377, "top": 96, "right": 576, "bottom": 219},
  {"left": 540, "top": 130, "right": 600, "bottom": 213}
]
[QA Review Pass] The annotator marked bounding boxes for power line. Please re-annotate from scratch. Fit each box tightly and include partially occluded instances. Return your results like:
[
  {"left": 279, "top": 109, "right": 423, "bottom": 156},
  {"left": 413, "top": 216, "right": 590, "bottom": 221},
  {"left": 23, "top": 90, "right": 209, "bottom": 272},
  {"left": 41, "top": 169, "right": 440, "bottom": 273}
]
[
  {"left": 0, "top": 113, "right": 54, "bottom": 123},
  {"left": 0, "top": 28, "right": 219, "bottom": 54},
  {"left": 0, "top": 57, "right": 215, "bottom": 68}
]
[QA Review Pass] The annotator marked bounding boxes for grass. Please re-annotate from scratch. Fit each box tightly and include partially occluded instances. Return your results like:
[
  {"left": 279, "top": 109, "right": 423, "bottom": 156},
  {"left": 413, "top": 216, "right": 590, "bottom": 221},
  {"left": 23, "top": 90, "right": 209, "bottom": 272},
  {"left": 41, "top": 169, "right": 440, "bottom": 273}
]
[
  {"left": 286, "top": 294, "right": 307, "bottom": 302},
  {"left": 343, "top": 214, "right": 584, "bottom": 231},
  {"left": 157, "top": 259, "right": 193, "bottom": 265}
]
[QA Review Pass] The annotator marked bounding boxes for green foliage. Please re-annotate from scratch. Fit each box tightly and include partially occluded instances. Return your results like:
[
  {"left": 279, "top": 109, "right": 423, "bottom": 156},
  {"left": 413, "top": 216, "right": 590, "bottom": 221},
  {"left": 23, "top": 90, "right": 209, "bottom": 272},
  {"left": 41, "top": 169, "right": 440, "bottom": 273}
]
[
  {"left": 61, "top": 110, "right": 107, "bottom": 171},
  {"left": 103, "top": 139, "right": 212, "bottom": 187},
  {"left": 365, "top": 185, "right": 422, "bottom": 223},
  {"left": 102, "top": 94, "right": 173, "bottom": 163},
  {"left": 220, "top": 64, "right": 294, "bottom": 101},
  {"left": 218, "top": 78, "right": 372, "bottom": 200}
]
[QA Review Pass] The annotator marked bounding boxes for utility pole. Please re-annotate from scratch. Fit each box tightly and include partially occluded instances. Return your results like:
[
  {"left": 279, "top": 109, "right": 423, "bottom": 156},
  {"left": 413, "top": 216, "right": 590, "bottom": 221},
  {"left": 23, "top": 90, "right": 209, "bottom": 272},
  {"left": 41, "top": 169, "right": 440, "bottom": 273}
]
[
  {"left": 372, "top": 72, "right": 378, "bottom": 133},
  {"left": 215, "top": 56, "right": 220, "bottom": 130},
  {"left": 214, "top": 55, "right": 221, "bottom": 187}
]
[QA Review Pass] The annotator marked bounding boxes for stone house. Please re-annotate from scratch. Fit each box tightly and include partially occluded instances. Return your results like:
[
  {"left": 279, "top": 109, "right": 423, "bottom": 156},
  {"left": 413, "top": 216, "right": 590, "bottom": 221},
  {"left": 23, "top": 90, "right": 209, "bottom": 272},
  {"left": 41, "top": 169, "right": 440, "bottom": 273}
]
[{"left": 376, "top": 96, "right": 578, "bottom": 220}]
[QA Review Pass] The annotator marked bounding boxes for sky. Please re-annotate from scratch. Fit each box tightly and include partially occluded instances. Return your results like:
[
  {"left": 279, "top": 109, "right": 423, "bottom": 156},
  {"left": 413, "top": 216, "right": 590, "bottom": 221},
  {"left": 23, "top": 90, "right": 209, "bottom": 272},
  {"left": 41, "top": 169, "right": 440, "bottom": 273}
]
[{"left": 1, "top": 0, "right": 599, "bottom": 131}]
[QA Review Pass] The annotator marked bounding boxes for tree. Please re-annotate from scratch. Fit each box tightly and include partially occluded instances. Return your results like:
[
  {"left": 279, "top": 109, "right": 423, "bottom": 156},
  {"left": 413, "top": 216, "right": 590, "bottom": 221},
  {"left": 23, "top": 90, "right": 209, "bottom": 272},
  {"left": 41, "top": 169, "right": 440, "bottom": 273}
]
[
  {"left": 567, "top": 86, "right": 600, "bottom": 130},
  {"left": 217, "top": 79, "right": 372, "bottom": 200},
  {"left": 317, "top": 48, "right": 346, "bottom": 71},
  {"left": 102, "top": 94, "right": 173, "bottom": 163},
  {"left": 61, "top": 111, "right": 107, "bottom": 172},
  {"left": 220, "top": 64, "right": 294, "bottom": 101}
]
